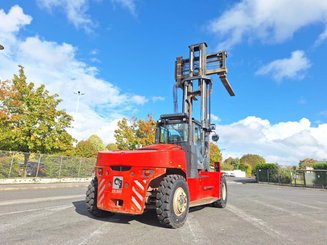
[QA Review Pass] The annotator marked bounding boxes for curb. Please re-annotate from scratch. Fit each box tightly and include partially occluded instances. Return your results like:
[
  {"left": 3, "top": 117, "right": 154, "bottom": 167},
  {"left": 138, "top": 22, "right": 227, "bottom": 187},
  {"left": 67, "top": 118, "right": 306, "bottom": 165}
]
[{"left": 0, "top": 177, "right": 93, "bottom": 185}]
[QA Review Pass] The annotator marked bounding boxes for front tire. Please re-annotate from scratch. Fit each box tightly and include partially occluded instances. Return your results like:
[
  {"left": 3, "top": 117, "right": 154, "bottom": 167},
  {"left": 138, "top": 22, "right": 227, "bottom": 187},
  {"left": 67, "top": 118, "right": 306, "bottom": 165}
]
[
  {"left": 213, "top": 175, "right": 227, "bottom": 208},
  {"left": 156, "top": 175, "right": 189, "bottom": 228},
  {"left": 85, "top": 177, "right": 114, "bottom": 217}
]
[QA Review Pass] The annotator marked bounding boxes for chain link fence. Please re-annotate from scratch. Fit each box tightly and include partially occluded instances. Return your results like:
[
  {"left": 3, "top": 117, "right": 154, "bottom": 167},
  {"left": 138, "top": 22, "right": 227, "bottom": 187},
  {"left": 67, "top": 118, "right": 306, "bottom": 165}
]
[
  {"left": 256, "top": 168, "right": 327, "bottom": 189},
  {"left": 0, "top": 150, "right": 96, "bottom": 178}
]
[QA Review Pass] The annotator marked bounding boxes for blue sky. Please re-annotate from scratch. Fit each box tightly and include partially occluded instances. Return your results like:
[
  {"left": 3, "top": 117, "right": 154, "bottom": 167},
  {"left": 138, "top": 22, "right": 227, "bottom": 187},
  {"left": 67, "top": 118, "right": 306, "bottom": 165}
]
[{"left": 1, "top": 0, "right": 327, "bottom": 165}]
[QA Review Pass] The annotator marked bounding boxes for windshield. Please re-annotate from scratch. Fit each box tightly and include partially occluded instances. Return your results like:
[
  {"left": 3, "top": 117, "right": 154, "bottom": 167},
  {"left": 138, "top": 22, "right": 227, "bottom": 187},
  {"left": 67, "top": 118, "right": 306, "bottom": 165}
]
[{"left": 157, "top": 123, "right": 188, "bottom": 144}]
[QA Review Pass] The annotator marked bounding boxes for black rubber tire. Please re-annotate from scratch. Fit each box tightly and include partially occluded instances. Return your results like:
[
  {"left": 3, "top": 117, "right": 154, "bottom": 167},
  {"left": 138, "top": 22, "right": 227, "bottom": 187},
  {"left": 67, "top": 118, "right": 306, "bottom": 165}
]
[
  {"left": 213, "top": 175, "right": 227, "bottom": 208},
  {"left": 156, "top": 175, "right": 189, "bottom": 228},
  {"left": 85, "top": 177, "right": 114, "bottom": 217}
]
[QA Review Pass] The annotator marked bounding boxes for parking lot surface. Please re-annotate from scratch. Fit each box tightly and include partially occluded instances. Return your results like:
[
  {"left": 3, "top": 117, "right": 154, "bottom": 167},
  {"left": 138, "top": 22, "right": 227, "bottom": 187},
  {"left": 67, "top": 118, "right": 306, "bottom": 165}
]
[{"left": 0, "top": 179, "right": 326, "bottom": 245}]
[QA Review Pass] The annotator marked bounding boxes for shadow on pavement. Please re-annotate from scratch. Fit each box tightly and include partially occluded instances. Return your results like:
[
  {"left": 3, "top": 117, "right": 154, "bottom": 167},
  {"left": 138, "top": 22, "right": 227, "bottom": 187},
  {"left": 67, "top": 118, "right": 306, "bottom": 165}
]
[
  {"left": 72, "top": 200, "right": 164, "bottom": 228},
  {"left": 228, "top": 177, "right": 257, "bottom": 184},
  {"left": 73, "top": 200, "right": 210, "bottom": 228}
]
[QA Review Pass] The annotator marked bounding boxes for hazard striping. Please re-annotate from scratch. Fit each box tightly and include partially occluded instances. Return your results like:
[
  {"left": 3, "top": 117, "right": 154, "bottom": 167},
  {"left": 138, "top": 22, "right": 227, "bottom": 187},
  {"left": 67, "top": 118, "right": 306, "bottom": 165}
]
[{"left": 0, "top": 194, "right": 84, "bottom": 206}]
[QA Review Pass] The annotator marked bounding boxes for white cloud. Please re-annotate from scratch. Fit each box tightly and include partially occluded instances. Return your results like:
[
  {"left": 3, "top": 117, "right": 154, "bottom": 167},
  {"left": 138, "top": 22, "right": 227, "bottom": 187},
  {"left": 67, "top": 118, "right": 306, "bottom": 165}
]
[
  {"left": 131, "top": 95, "right": 148, "bottom": 105},
  {"left": 209, "top": 0, "right": 327, "bottom": 49},
  {"left": 112, "top": 0, "right": 137, "bottom": 16},
  {"left": 151, "top": 96, "right": 165, "bottom": 102},
  {"left": 217, "top": 116, "right": 327, "bottom": 165},
  {"left": 0, "top": 5, "right": 32, "bottom": 33},
  {"left": 314, "top": 26, "right": 327, "bottom": 47},
  {"left": 211, "top": 114, "right": 221, "bottom": 122},
  {"left": 256, "top": 50, "right": 311, "bottom": 81},
  {"left": 37, "top": 0, "right": 94, "bottom": 32},
  {"left": 0, "top": 5, "right": 147, "bottom": 143},
  {"left": 0, "top": 5, "right": 32, "bottom": 54}
]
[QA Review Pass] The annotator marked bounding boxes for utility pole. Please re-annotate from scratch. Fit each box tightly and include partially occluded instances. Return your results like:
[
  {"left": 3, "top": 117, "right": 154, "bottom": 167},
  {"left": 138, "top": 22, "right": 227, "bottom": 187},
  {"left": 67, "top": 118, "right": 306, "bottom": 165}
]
[{"left": 75, "top": 91, "right": 85, "bottom": 113}]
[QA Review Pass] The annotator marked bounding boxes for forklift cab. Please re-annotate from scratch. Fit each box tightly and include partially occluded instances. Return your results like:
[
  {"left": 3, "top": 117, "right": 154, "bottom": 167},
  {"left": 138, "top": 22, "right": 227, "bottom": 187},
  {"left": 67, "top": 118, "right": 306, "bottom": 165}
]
[
  {"left": 155, "top": 113, "right": 198, "bottom": 145},
  {"left": 155, "top": 113, "right": 208, "bottom": 176}
]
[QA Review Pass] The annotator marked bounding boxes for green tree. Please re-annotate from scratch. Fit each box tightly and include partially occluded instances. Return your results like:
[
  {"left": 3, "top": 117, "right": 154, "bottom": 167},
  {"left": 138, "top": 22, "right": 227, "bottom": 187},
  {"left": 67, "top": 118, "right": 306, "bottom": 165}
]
[
  {"left": 209, "top": 143, "right": 222, "bottom": 166},
  {"left": 223, "top": 157, "right": 234, "bottom": 165},
  {"left": 240, "top": 154, "right": 266, "bottom": 170},
  {"left": 74, "top": 140, "right": 97, "bottom": 158},
  {"left": 239, "top": 163, "right": 252, "bottom": 177},
  {"left": 87, "top": 134, "right": 105, "bottom": 151},
  {"left": 313, "top": 162, "right": 327, "bottom": 170},
  {"left": 114, "top": 118, "right": 138, "bottom": 150},
  {"left": 136, "top": 115, "right": 156, "bottom": 147},
  {"left": 231, "top": 158, "right": 240, "bottom": 169},
  {"left": 221, "top": 163, "right": 234, "bottom": 170},
  {"left": 0, "top": 66, "right": 74, "bottom": 165},
  {"left": 114, "top": 115, "right": 156, "bottom": 150},
  {"left": 299, "top": 158, "right": 317, "bottom": 169},
  {"left": 106, "top": 143, "right": 118, "bottom": 151}
]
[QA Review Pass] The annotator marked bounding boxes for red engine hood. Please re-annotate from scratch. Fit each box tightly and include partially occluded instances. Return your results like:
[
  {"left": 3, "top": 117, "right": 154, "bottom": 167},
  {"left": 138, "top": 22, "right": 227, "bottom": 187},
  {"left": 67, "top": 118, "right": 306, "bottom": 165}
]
[{"left": 96, "top": 144, "right": 187, "bottom": 170}]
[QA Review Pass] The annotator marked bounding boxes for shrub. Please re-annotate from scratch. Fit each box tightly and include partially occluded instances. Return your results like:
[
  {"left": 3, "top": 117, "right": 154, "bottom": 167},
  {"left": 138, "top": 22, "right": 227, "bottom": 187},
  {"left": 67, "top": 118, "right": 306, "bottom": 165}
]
[
  {"left": 239, "top": 163, "right": 252, "bottom": 177},
  {"left": 313, "top": 163, "right": 327, "bottom": 170},
  {"left": 278, "top": 168, "right": 292, "bottom": 184}
]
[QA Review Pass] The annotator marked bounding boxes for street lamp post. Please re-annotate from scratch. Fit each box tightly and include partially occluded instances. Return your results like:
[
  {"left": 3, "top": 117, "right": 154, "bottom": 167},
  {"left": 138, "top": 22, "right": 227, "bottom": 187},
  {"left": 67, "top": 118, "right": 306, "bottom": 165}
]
[
  {"left": 75, "top": 91, "right": 85, "bottom": 113},
  {"left": 0, "top": 44, "right": 4, "bottom": 50}
]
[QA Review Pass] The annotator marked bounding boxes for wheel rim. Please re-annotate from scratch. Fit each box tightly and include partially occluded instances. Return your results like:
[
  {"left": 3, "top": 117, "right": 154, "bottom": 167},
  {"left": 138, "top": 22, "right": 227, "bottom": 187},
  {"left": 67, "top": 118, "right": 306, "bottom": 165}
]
[
  {"left": 221, "top": 182, "right": 227, "bottom": 200},
  {"left": 173, "top": 187, "right": 187, "bottom": 216}
]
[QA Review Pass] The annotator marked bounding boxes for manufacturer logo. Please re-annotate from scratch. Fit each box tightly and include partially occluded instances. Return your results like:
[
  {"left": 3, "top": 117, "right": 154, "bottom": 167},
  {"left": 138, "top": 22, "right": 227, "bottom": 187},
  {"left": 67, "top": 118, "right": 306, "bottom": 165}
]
[{"left": 112, "top": 176, "right": 123, "bottom": 193}]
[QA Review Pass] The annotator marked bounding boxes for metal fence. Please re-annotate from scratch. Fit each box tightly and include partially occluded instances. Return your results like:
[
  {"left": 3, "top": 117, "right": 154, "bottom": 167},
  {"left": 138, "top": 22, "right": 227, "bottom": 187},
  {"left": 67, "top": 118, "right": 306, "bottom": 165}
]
[
  {"left": 256, "top": 168, "right": 327, "bottom": 189},
  {"left": 0, "top": 150, "right": 96, "bottom": 178}
]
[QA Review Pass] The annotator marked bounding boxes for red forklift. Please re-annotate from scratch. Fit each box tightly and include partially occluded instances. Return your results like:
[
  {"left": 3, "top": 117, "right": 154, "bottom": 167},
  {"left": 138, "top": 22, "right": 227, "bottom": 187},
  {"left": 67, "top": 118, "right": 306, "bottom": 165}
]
[{"left": 86, "top": 43, "right": 235, "bottom": 228}]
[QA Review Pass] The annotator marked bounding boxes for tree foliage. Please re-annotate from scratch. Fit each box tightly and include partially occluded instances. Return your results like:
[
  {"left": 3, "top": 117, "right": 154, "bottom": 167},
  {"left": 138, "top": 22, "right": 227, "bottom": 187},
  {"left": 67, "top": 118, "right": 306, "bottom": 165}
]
[
  {"left": 114, "top": 115, "right": 156, "bottom": 150},
  {"left": 0, "top": 66, "right": 74, "bottom": 160},
  {"left": 88, "top": 134, "right": 105, "bottom": 151},
  {"left": 240, "top": 154, "right": 266, "bottom": 169},
  {"left": 299, "top": 158, "right": 317, "bottom": 169},
  {"left": 74, "top": 140, "right": 97, "bottom": 158},
  {"left": 74, "top": 134, "right": 106, "bottom": 157},
  {"left": 209, "top": 143, "right": 222, "bottom": 166},
  {"left": 239, "top": 163, "right": 252, "bottom": 177},
  {"left": 106, "top": 143, "right": 118, "bottom": 151},
  {"left": 223, "top": 157, "right": 234, "bottom": 165},
  {"left": 313, "top": 162, "right": 327, "bottom": 170}
]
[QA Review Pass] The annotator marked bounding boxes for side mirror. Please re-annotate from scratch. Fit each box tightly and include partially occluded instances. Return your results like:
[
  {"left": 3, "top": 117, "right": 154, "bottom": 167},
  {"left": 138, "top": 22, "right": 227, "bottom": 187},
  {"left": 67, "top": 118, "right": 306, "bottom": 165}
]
[
  {"left": 210, "top": 124, "right": 216, "bottom": 130},
  {"left": 212, "top": 134, "right": 219, "bottom": 142}
]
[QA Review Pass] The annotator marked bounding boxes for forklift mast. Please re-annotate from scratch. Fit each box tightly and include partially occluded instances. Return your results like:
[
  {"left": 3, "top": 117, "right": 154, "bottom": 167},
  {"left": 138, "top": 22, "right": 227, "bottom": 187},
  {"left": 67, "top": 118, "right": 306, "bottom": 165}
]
[{"left": 174, "top": 42, "right": 235, "bottom": 174}]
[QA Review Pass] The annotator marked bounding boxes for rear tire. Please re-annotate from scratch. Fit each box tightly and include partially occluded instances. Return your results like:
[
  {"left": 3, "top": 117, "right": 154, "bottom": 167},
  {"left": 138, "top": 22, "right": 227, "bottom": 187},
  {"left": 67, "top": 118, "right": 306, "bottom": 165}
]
[
  {"left": 156, "top": 175, "right": 189, "bottom": 228},
  {"left": 85, "top": 177, "right": 114, "bottom": 217},
  {"left": 213, "top": 175, "right": 227, "bottom": 208}
]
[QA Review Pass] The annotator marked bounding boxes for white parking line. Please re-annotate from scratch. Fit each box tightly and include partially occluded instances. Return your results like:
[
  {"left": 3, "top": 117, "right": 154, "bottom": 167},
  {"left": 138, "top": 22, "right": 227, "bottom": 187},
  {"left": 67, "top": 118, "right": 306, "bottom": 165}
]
[
  {"left": 0, "top": 204, "right": 73, "bottom": 233},
  {"left": 179, "top": 213, "right": 210, "bottom": 244},
  {"left": 282, "top": 199, "right": 322, "bottom": 210},
  {"left": 0, "top": 194, "right": 84, "bottom": 206},
  {"left": 66, "top": 223, "right": 111, "bottom": 245},
  {"left": 0, "top": 204, "right": 73, "bottom": 216},
  {"left": 227, "top": 204, "right": 293, "bottom": 242}
]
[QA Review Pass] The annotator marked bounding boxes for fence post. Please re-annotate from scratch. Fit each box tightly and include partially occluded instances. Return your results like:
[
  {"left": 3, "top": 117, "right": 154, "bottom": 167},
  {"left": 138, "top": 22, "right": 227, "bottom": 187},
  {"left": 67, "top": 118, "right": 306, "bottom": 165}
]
[
  {"left": 78, "top": 158, "right": 82, "bottom": 178},
  {"left": 8, "top": 151, "right": 15, "bottom": 177},
  {"left": 35, "top": 154, "right": 42, "bottom": 177},
  {"left": 267, "top": 169, "right": 270, "bottom": 183},
  {"left": 58, "top": 156, "right": 63, "bottom": 179},
  {"left": 303, "top": 171, "right": 306, "bottom": 187}
]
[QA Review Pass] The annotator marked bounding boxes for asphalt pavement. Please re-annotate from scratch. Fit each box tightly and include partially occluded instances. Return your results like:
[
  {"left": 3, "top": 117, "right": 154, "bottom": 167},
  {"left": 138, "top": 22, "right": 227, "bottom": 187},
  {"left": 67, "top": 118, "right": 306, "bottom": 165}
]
[{"left": 0, "top": 178, "right": 326, "bottom": 245}]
